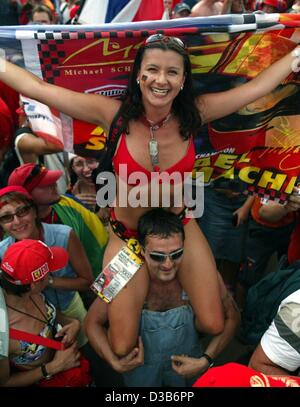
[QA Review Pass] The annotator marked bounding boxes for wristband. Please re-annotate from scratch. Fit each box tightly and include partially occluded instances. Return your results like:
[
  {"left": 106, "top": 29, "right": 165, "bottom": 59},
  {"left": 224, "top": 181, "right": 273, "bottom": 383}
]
[
  {"left": 202, "top": 353, "right": 214, "bottom": 368},
  {"left": 15, "top": 126, "right": 35, "bottom": 137},
  {"left": 41, "top": 363, "right": 53, "bottom": 380}
]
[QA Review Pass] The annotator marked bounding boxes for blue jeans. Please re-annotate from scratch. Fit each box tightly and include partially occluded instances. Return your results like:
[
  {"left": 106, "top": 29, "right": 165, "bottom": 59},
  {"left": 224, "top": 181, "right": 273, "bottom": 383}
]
[
  {"left": 123, "top": 305, "right": 202, "bottom": 387},
  {"left": 199, "top": 188, "right": 248, "bottom": 263}
]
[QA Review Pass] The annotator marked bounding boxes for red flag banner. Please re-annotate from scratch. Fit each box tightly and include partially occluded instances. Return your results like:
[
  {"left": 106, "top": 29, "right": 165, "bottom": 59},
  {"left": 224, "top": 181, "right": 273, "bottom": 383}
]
[{"left": 1, "top": 14, "right": 300, "bottom": 200}]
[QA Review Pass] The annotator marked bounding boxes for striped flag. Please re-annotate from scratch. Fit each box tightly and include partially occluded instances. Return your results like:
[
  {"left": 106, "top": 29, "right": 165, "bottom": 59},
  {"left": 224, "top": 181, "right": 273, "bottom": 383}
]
[{"left": 78, "top": 0, "right": 181, "bottom": 24}]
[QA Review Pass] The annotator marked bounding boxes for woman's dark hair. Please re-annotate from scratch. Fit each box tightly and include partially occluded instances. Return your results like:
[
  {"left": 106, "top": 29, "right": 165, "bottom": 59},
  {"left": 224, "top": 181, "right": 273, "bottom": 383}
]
[
  {"left": 68, "top": 156, "right": 78, "bottom": 188},
  {"left": 138, "top": 208, "right": 185, "bottom": 247},
  {"left": 118, "top": 37, "right": 202, "bottom": 140},
  {"left": 0, "top": 272, "right": 30, "bottom": 296}
]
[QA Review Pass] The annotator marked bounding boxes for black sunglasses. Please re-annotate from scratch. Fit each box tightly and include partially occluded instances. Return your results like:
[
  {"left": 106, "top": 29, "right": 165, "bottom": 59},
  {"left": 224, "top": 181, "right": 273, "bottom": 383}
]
[
  {"left": 149, "top": 248, "right": 184, "bottom": 263},
  {"left": 144, "top": 34, "right": 185, "bottom": 50},
  {"left": 0, "top": 204, "right": 33, "bottom": 224}
]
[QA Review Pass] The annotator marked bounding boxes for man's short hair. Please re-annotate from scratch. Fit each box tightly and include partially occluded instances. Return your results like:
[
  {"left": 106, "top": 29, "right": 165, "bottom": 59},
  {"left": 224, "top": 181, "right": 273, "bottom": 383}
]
[
  {"left": 138, "top": 208, "right": 185, "bottom": 247},
  {"left": 173, "top": 2, "right": 191, "bottom": 15}
]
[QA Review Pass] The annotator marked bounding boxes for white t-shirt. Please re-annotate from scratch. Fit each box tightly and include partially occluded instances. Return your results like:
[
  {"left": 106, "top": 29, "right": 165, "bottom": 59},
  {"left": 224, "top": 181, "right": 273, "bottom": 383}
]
[{"left": 261, "top": 289, "right": 300, "bottom": 373}]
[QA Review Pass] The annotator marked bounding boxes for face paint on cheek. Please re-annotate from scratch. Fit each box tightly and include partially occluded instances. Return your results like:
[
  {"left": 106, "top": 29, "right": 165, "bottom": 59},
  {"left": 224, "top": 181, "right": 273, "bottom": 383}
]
[{"left": 141, "top": 75, "right": 148, "bottom": 82}]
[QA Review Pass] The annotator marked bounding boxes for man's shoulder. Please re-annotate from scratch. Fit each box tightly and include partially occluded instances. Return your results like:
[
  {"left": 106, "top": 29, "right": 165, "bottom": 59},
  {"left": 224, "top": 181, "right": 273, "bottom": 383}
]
[{"left": 276, "top": 290, "right": 300, "bottom": 331}]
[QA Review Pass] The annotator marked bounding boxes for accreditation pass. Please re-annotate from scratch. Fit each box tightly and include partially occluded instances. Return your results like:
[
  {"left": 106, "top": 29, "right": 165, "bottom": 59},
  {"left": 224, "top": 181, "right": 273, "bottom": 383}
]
[{"left": 91, "top": 245, "right": 143, "bottom": 303}]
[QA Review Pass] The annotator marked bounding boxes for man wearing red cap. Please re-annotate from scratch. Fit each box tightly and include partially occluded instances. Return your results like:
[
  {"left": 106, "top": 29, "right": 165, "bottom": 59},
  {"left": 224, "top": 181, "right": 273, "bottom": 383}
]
[
  {"left": 8, "top": 163, "right": 108, "bottom": 282},
  {"left": 0, "top": 239, "right": 92, "bottom": 387}
]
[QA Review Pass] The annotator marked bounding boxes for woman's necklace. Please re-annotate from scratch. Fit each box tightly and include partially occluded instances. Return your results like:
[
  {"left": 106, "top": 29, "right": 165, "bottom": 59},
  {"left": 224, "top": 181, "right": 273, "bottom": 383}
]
[
  {"left": 6, "top": 295, "right": 50, "bottom": 326},
  {"left": 140, "top": 113, "right": 172, "bottom": 169}
]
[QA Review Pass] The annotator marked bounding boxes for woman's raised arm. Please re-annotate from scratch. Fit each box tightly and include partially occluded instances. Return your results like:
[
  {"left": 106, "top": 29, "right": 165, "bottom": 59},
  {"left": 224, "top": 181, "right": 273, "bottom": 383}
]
[
  {"left": 198, "top": 45, "right": 300, "bottom": 123},
  {"left": 0, "top": 57, "right": 120, "bottom": 132}
]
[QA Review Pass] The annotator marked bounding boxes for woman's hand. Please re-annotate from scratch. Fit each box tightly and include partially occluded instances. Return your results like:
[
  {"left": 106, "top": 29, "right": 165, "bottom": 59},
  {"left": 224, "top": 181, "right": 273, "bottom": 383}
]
[
  {"left": 56, "top": 319, "right": 80, "bottom": 347},
  {"left": 233, "top": 206, "right": 248, "bottom": 227},
  {"left": 47, "top": 343, "right": 81, "bottom": 375}
]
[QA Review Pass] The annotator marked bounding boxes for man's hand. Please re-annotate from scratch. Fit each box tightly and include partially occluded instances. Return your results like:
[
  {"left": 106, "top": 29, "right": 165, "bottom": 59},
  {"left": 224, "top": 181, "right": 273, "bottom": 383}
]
[
  {"left": 285, "top": 187, "right": 300, "bottom": 212},
  {"left": 171, "top": 355, "right": 210, "bottom": 378}
]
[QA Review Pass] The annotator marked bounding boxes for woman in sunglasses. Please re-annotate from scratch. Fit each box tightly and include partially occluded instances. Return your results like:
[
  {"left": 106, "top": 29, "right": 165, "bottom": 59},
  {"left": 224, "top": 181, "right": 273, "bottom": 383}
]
[
  {"left": 0, "top": 186, "right": 93, "bottom": 348},
  {"left": 0, "top": 34, "right": 299, "bottom": 356}
]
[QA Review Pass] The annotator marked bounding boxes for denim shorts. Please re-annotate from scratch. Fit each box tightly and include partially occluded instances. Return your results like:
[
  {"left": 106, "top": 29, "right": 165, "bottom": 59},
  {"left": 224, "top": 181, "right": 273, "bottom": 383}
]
[
  {"left": 198, "top": 187, "right": 248, "bottom": 262},
  {"left": 123, "top": 305, "right": 202, "bottom": 387}
]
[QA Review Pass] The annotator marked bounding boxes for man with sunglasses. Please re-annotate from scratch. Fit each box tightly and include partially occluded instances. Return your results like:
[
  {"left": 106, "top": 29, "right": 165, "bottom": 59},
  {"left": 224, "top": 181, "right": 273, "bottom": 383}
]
[
  {"left": 7, "top": 163, "right": 108, "bottom": 284},
  {"left": 85, "top": 208, "right": 240, "bottom": 387}
]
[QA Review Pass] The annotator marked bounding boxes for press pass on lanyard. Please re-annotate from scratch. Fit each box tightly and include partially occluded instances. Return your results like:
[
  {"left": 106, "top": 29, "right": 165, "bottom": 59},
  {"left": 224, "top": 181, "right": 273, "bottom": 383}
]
[{"left": 91, "top": 245, "right": 143, "bottom": 303}]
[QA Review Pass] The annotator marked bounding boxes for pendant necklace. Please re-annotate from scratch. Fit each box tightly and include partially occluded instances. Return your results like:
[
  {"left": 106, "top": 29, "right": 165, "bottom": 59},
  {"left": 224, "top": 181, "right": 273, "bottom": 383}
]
[{"left": 140, "top": 112, "right": 172, "bottom": 169}]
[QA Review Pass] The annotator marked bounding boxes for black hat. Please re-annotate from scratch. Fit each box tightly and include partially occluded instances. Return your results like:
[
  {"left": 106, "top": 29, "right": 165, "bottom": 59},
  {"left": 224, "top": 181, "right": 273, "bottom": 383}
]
[{"left": 173, "top": 3, "right": 191, "bottom": 14}]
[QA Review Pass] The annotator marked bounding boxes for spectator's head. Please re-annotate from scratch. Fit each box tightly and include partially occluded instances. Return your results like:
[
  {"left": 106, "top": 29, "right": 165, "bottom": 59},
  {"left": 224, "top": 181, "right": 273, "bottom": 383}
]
[
  {"left": 138, "top": 208, "right": 185, "bottom": 283},
  {"left": 31, "top": 4, "right": 54, "bottom": 24},
  {"left": 231, "top": 0, "right": 246, "bottom": 13},
  {"left": 8, "top": 163, "right": 62, "bottom": 206},
  {"left": 129, "top": 33, "right": 198, "bottom": 138},
  {"left": 69, "top": 154, "right": 99, "bottom": 185},
  {"left": 163, "top": 0, "right": 173, "bottom": 11},
  {"left": 257, "top": 0, "right": 287, "bottom": 12},
  {"left": 0, "top": 185, "right": 39, "bottom": 241},
  {"left": 172, "top": 2, "right": 191, "bottom": 18},
  {"left": 0, "top": 239, "right": 68, "bottom": 295}
]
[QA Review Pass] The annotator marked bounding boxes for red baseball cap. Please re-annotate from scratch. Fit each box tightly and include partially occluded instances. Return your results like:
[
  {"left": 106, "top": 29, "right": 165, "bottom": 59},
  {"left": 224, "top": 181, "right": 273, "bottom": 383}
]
[
  {"left": 0, "top": 185, "right": 32, "bottom": 201},
  {"left": 0, "top": 239, "right": 68, "bottom": 285},
  {"left": 193, "top": 363, "right": 300, "bottom": 387},
  {"left": 8, "top": 163, "right": 62, "bottom": 193}
]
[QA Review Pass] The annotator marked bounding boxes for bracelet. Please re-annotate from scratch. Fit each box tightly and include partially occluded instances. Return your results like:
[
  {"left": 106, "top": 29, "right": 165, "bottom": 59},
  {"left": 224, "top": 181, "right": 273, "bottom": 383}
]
[
  {"left": 41, "top": 363, "right": 52, "bottom": 380},
  {"left": 202, "top": 353, "right": 214, "bottom": 368}
]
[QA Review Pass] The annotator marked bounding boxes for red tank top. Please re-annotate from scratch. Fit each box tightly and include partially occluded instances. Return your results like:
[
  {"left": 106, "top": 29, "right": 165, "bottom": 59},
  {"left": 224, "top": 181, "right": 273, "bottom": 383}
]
[{"left": 112, "top": 133, "right": 196, "bottom": 186}]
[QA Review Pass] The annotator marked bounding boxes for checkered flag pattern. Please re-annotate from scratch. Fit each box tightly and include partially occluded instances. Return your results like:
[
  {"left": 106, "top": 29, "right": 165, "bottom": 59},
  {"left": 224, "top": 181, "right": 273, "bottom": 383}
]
[{"left": 38, "top": 40, "right": 65, "bottom": 83}]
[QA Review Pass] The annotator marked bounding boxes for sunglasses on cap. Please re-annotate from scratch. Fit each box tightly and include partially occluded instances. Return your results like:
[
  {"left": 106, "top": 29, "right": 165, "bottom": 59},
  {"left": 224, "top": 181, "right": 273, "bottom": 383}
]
[
  {"left": 24, "top": 164, "right": 45, "bottom": 186},
  {"left": 144, "top": 34, "right": 185, "bottom": 50},
  {"left": 148, "top": 248, "right": 184, "bottom": 263},
  {"left": 0, "top": 204, "right": 33, "bottom": 224}
]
